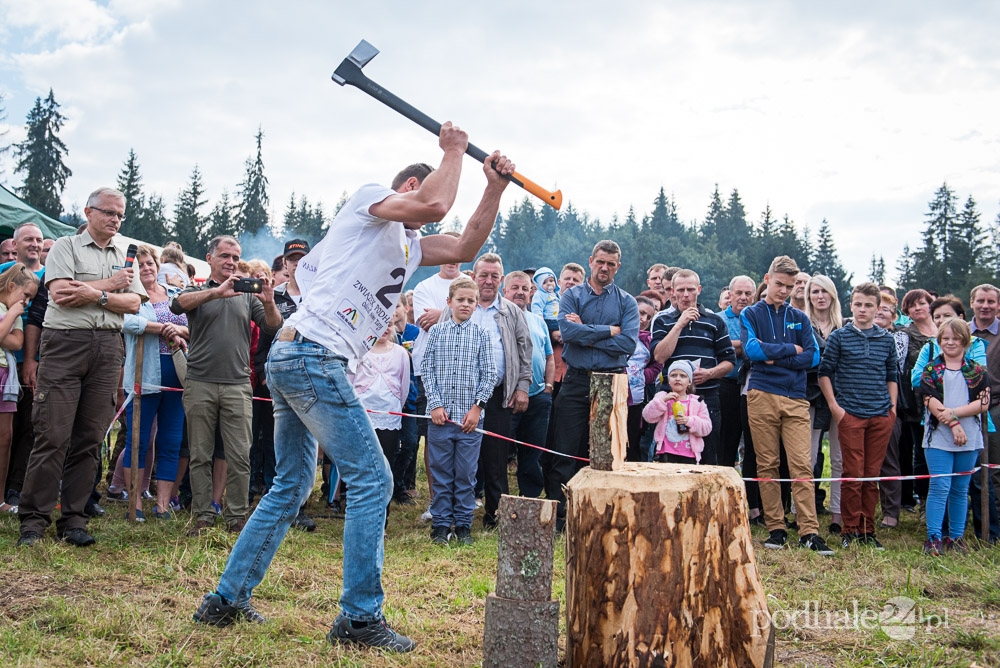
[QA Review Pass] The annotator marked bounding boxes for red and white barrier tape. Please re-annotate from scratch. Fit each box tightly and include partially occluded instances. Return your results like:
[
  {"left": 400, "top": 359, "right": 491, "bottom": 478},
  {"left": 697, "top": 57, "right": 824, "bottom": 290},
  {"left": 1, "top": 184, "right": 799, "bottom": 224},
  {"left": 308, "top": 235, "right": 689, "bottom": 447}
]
[
  {"left": 115, "top": 389, "right": 1000, "bottom": 478},
  {"left": 743, "top": 469, "right": 988, "bottom": 483},
  {"left": 367, "top": 410, "right": 592, "bottom": 463}
]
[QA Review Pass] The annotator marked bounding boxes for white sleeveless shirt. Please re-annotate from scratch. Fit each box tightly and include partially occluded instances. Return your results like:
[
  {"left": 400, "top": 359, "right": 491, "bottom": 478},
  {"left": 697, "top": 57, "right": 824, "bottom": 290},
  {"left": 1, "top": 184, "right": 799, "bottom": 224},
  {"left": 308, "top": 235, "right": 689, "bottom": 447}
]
[{"left": 287, "top": 184, "right": 423, "bottom": 371}]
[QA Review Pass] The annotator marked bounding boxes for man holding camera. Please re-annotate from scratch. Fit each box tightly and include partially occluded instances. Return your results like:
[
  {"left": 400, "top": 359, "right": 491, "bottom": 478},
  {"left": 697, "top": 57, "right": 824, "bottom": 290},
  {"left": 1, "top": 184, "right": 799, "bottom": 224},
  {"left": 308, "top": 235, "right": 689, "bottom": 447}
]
[{"left": 171, "top": 235, "right": 282, "bottom": 534}]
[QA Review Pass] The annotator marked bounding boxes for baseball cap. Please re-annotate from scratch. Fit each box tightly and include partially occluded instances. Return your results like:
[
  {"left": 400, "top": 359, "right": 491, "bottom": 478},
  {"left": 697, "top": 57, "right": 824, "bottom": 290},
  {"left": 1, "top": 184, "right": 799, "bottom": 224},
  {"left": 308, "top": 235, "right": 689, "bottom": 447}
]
[{"left": 283, "top": 239, "right": 310, "bottom": 258}]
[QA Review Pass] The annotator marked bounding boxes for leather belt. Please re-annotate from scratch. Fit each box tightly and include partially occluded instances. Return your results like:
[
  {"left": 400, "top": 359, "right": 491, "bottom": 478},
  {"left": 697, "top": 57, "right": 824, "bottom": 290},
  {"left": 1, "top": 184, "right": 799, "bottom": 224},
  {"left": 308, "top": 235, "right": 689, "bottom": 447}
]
[
  {"left": 566, "top": 366, "right": 622, "bottom": 376},
  {"left": 276, "top": 327, "right": 317, "bottom": 345}
]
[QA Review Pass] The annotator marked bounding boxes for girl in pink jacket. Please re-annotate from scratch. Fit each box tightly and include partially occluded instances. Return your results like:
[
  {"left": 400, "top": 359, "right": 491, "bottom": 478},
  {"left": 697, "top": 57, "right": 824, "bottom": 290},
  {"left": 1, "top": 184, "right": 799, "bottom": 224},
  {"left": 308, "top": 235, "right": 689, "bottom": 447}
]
[{"left": 642, "top": 360, "right": 713, "bottom": 464}]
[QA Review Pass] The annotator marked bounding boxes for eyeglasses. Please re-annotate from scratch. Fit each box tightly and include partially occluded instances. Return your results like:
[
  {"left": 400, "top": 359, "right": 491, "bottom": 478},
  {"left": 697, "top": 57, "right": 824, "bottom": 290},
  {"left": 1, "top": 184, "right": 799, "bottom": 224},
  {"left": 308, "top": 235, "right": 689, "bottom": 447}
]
[{"left": 91, "top": 206, "right": 125, "bottom": 221}]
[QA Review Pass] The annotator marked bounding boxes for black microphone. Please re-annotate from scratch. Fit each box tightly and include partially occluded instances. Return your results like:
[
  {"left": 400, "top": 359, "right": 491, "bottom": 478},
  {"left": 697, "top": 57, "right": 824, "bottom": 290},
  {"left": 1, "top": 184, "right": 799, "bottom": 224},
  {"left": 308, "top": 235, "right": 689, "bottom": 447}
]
[{"left": 124, "top": 244, "right": 138, "bottom": 269}]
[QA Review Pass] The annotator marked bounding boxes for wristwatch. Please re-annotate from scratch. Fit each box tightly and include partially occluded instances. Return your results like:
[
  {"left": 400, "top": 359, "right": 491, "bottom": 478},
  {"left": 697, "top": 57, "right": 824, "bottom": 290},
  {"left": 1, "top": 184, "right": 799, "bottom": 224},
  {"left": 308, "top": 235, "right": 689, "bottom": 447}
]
[
  {"left": 98, "top": 291, "right": 109, "bottom": 307},
  {"left": 476, "top": 399, "right": 488, "bottom": 409}
]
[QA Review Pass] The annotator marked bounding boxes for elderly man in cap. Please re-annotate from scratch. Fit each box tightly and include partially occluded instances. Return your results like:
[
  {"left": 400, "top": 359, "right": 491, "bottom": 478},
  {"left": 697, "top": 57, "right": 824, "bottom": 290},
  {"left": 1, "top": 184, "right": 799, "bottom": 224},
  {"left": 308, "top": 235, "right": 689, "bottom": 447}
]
[{"left": 250, "top": 238, "right": 316, "bottom": 530}]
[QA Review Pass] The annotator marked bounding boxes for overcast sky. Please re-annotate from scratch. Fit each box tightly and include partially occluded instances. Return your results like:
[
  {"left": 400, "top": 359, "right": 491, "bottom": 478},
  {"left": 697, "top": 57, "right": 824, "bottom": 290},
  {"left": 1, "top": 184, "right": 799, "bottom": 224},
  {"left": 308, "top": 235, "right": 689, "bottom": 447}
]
[{"left": 1, "top": 0, "right": 998, "bottom": 280}]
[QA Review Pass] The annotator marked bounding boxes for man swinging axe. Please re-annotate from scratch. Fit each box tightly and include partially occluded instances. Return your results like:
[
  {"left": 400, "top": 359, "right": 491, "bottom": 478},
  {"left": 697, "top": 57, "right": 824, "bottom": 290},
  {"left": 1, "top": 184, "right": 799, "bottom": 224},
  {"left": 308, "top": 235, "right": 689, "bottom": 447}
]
[{"left": 193, "top": 119, "right": 516, "bottom": 652}]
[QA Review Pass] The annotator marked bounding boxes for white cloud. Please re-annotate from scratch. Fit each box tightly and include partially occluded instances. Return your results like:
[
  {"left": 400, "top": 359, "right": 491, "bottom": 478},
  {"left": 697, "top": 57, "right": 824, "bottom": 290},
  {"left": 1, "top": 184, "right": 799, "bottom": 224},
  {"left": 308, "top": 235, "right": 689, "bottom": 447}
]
[
  {"left": 0, "top": 0, "right": 117, "bottom": 44},
  {"left": 0, "top": 0, "right": 998, "bottom": 280}
]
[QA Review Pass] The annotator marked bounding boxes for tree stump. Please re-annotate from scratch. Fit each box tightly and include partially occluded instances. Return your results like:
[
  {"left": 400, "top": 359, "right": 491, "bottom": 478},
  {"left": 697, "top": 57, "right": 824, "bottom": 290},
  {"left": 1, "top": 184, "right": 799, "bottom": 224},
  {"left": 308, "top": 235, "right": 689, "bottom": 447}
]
[
  {"left": 495, "top": 495, "right": 558, "bottom": 601},
  {"left": 565, "top": 463, "right": 774, "bottom": 668},
  {"left": 589, "top": 372, "right": 629, "bottom": 471},
  {"left": 484, "top": 596, "right": 560, "bottom": 668},
  {"left": 484, "top": 495, "right": 560, "bottom": 668}
]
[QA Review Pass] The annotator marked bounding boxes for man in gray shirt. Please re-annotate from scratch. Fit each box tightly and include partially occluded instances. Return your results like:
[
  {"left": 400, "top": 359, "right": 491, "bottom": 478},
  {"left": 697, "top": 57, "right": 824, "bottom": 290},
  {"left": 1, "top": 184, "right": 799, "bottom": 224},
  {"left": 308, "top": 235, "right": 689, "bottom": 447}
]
[{"left": 172, "top": 235, "right": 282, "bottom": 534}]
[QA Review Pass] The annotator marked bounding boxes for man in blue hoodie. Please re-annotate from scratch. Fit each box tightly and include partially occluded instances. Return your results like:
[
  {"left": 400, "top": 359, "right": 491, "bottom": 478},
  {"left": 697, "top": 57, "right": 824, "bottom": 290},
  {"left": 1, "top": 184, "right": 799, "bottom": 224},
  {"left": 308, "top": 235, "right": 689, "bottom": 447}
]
[{"left": 741, "top": 255, "right": 834, "bottom": 556}]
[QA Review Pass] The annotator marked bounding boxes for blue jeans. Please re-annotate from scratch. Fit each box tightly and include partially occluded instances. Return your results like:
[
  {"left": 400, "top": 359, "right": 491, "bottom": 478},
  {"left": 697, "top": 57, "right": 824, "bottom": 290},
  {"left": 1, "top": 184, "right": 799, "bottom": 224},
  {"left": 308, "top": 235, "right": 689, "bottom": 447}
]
[
  {"left": 216, "top": 339, "right": 393, "bottom": 621},
  {"left": 511, "top": 391, "right": 550, "bottom": 498},
  {"left": 427, "top": 421, "right": 482, "bottom": 528},
  {"left": 924, "top": 447, "right": 979, "bottom": 541},
  {"left": 123, "top": 355, "right": 185, "bottom": 482}
]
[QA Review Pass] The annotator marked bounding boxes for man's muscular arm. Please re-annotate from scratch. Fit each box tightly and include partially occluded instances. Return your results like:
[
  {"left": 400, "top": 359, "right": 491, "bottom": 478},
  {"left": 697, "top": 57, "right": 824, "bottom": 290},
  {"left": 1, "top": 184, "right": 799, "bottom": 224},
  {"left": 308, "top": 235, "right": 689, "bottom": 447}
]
[
  {"left": 370, "top": 122, "right": 468, "bottom": 224},
  {"left": 420, "top": 151, "right": 514, "bottom": 266}
]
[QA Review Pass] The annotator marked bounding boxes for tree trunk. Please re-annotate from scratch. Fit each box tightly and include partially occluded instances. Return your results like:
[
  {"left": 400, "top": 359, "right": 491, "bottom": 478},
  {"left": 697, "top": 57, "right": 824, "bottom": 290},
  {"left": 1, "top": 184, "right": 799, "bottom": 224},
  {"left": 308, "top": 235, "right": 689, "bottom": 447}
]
[
  {"left": 589, "top": 372, "right": 629, "bottom": 471},
  {"left": 484, "top": 494, "right": 561, "bottom": 668},
  {"left": 483, "top": 595, "right": 560, "bottom": 668},
  {"left": 566, "top": 463, "right": 774, "bottom": 668},
  {"left": 495, "top": 495, "right": 558, "bottom": 601}
]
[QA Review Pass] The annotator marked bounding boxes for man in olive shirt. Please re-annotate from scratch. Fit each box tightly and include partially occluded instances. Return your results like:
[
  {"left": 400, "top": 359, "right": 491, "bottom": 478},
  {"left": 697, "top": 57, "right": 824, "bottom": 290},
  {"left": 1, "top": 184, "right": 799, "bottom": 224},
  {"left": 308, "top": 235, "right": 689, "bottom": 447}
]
[
  {"left": 18, "top": 187, "right": 146, "bottom": 547},
  {"left": 172, "top": 235, "right": 281, "bottom": 534}
]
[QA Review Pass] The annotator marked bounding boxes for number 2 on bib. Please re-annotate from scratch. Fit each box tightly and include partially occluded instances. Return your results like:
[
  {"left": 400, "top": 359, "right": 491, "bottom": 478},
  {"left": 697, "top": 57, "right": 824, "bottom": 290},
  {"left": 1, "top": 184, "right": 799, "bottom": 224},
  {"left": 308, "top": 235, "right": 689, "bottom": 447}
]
[{"left": 375, "top": 268, "right": 406, "bottom": 309}]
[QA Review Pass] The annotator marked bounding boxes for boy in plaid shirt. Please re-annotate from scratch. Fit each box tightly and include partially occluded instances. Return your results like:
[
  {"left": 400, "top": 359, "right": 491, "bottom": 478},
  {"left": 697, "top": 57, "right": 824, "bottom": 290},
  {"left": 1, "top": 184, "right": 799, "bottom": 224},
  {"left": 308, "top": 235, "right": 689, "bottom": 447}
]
[{"left": 421, "top": 277, "right": 497, "bottom": 545}]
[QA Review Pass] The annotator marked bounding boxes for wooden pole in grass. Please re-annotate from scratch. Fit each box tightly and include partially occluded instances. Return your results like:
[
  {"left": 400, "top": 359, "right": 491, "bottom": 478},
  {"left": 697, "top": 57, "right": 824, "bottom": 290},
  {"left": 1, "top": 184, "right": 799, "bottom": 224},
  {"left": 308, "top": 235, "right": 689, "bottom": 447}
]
[
  {"left": 128, "top": 343, "right": 143, "bottom": 523},
  {"left": 588, "top": 372, "right": 628, "bottom": 471},
  {"left": 981, "top": 400, "right": 989, "bottom": 543}
]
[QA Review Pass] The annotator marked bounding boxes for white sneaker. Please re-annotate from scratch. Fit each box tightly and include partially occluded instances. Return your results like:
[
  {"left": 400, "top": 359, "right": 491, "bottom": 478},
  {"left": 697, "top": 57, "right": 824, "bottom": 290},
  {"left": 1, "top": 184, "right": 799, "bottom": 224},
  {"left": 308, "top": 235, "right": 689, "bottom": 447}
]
[
  {"left": 474, "top": 498, "right": 483, "bottom": 509},
  {"left": 419, "top": 506, "right": 433, "bottom": 523}
]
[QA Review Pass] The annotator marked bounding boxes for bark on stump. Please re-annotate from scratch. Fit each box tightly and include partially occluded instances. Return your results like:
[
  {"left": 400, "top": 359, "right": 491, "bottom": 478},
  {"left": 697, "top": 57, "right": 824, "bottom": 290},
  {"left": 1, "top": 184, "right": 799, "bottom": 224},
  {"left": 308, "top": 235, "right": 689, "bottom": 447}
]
[
  {"left": 589, "top": 372, "right": 629, "bottom": 471},
  {"left": 484, "top": 494, "right": 560, "bottom": 668},
  {"left": 566, "top": 463, "right": 774, "bottom": 668}
]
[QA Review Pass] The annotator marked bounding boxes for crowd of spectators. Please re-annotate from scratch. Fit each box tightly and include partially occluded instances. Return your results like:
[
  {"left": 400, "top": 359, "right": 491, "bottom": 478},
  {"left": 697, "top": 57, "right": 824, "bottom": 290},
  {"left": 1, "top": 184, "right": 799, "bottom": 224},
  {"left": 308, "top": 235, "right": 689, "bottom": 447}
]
[{"left": 5, "top": 185, "right": 997, "bottom": 561}]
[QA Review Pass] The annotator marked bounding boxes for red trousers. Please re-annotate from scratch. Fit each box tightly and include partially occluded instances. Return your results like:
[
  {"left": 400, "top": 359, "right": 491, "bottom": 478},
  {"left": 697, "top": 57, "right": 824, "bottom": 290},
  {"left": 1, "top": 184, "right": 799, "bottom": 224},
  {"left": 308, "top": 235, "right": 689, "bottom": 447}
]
[{"left": 838, "top": 412, "right": 895, "bottom": 535}]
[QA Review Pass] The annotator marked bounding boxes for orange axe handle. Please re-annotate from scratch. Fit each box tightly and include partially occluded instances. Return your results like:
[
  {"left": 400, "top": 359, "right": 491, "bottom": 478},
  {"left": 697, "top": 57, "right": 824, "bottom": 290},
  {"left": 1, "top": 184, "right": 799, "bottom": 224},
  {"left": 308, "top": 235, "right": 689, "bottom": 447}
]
[{"left": 509, "top": 170, "right": 563, "bottom": 211}]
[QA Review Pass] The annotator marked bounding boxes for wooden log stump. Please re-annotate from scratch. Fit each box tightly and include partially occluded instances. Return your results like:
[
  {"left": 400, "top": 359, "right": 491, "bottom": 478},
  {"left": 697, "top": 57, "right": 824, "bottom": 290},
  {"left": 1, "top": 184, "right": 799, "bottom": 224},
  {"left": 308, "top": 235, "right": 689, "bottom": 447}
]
[
  {"left": 483, "top": 596, "right": 560, "bottom": 668},
  {"left": 484, "top": 494, "right": 560, "bottom": 668},
  {"left": 566, "top": 463, "right": 774, "bottom": 668},
  {"left": 495, "top": 495, "right": 558, "bottom": 601},
  {"left": 588, "top": 372, "right": 629, "bottom": 471}
]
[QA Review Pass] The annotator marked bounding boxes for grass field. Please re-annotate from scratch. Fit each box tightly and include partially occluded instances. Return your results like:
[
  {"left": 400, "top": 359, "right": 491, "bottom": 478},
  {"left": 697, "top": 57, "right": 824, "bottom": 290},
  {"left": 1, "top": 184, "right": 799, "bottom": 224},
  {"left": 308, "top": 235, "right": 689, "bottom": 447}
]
[{"left": 2, "top": 462, "right": 1000, "bottom": 667}]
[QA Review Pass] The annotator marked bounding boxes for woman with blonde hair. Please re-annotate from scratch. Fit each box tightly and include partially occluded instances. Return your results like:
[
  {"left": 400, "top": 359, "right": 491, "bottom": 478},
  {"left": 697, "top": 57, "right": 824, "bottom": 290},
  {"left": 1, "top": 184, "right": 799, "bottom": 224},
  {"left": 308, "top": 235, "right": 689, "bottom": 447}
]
[
  {"left": 897, "top": 289, "right": 939, "bottom": 511},
  {"left": 246, "top": 259, "right": 272, "bottom": 280},
  {"left": 804, "top": 274, "right": 844, "bottom": 533}
]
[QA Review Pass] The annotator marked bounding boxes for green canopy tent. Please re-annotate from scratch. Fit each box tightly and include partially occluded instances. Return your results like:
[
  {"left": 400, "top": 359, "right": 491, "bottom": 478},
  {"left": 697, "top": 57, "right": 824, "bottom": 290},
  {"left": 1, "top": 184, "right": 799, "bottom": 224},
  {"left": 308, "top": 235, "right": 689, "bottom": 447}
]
[{"left": 0, "top": 182, "right": 77, "bottom": 239}]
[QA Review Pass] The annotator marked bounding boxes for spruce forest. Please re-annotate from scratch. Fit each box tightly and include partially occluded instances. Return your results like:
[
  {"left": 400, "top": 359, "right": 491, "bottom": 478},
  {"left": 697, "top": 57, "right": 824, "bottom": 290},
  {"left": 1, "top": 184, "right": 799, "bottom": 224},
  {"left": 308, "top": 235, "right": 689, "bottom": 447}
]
[{"left": 5, "top": 90, "right": 1000, "bottom": 306}]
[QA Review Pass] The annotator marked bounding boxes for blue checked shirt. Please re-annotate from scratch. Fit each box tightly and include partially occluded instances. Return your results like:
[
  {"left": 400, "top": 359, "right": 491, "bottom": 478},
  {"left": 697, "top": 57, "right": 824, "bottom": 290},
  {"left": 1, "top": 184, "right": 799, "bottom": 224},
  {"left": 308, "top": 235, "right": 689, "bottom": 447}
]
[{"left": 421, "top": 317, "right": 498, "bottom": 425}]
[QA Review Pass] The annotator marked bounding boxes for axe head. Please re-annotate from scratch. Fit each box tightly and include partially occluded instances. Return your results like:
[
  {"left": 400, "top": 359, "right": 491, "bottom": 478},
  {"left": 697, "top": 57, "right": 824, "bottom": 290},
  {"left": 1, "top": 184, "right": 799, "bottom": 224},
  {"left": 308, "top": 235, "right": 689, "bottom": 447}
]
[{"left": 331, "top": 39, "right": 379, "bottom": 86}]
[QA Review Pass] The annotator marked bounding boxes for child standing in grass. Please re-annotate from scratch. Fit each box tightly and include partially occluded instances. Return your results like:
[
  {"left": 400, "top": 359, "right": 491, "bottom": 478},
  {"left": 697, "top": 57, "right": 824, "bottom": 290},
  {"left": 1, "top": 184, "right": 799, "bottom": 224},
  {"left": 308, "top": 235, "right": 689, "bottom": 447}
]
[
  {"left": 916, "top": 318, "right": 991, "bottom": 556},
  {"left": 353, "top": 316, "right": 411, "bottom": 521},
  {"left": 0, "top": 264, "right": 38, "bottom": 515},
  {"left": 642, "top": 360, "right": 711, "bottom": 464},
  {"left": 817, "top": 282, "right": 897, "bottom": 551},
  {"left": 421, "top": 277, "right": 497, "bottom": 546}
]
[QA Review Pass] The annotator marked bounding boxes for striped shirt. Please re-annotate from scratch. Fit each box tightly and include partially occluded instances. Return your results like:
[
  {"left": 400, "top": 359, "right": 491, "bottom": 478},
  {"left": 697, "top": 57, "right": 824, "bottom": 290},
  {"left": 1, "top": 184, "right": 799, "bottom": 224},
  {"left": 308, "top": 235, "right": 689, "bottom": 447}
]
[
  {"left": 650, "top": 304, "right": 736, "bottom": 392},
  {"left": 818, "top": 323, "right": 898, "bottom": 418},
  {"left": 421, "top": 317, "right": 498, "bottom": 425}
]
